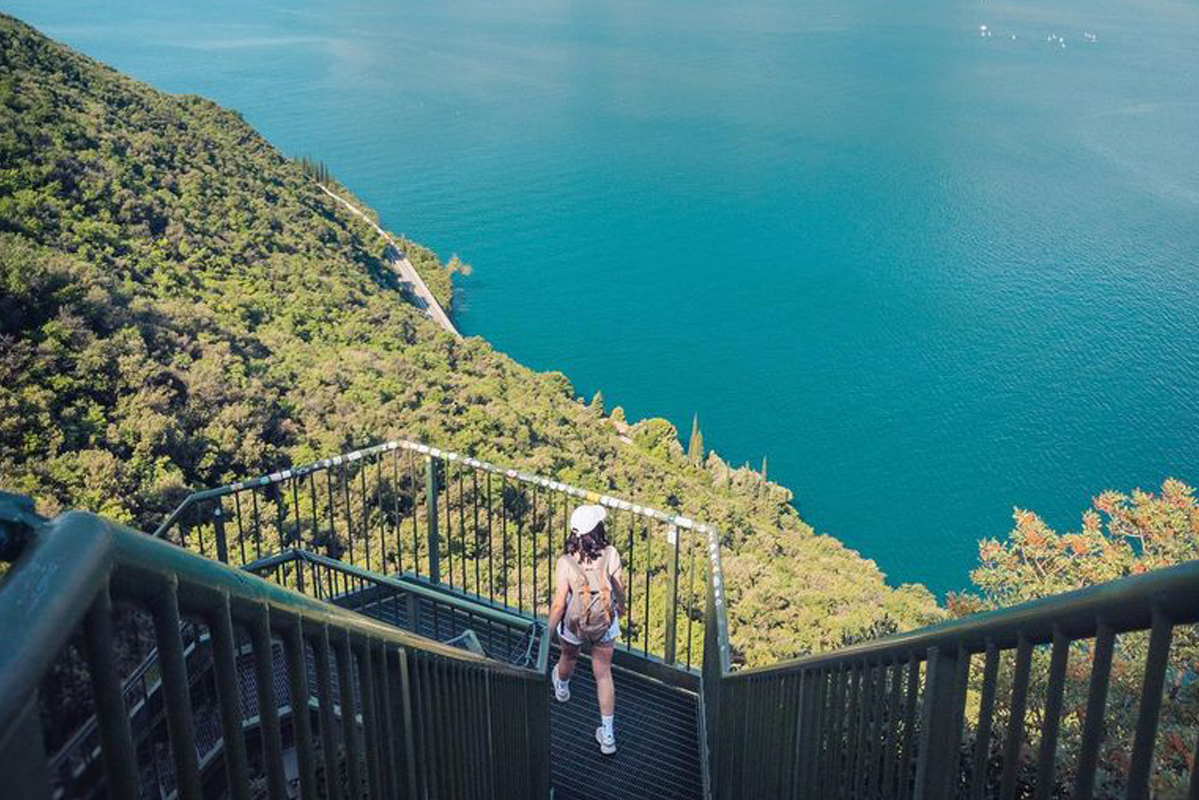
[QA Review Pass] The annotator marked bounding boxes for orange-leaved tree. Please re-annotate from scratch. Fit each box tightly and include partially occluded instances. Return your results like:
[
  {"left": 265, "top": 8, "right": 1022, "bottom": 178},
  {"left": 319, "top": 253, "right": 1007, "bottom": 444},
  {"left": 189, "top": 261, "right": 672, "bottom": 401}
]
[{"left": 949, "top": 480, "right": 1199, "bottom": 799}]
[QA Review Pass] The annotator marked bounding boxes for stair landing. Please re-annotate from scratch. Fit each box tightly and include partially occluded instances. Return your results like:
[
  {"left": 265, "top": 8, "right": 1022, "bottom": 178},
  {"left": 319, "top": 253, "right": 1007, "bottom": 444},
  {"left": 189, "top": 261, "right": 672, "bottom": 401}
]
[{"left": 548, "top": 647, "right": 704, "bottom": 800}]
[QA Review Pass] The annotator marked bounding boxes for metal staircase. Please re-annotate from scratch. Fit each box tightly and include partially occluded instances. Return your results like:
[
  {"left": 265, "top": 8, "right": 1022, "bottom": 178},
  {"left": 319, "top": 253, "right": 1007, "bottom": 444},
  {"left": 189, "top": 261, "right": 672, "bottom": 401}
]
[{"left": 3, "top": 439, "right": 1198, "bottom": 800}]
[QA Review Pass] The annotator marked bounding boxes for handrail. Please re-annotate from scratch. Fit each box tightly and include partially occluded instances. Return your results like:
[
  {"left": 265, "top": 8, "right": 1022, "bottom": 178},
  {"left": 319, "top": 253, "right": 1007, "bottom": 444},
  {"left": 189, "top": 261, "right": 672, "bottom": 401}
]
[
  {"left": 156, "top": 438, "right": 718, "bottom": 539},
  {"left": 244, "top": 547, "right": 547, "bottom": 668},
  {"left": 156, "top": 437, "right": 734, "bottom": 672},
  {"left": 250, "top": 547, "right": 541, "bottom": 631},
  {"left": 728, "top": 556, "right": 1199, "bottom": 678},
  {"left": 704, "top": 552, "right": 1199, "bottom": 800},
  {"left": 0, "top": 507, "right": 550, "bottom": 800}
]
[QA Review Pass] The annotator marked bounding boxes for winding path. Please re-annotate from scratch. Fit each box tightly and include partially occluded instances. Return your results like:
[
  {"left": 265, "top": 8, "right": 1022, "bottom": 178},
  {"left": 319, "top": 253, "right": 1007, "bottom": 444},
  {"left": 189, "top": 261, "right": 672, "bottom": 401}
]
[{"left": 319, "top": 184, "right": 460, "bottom": 337}]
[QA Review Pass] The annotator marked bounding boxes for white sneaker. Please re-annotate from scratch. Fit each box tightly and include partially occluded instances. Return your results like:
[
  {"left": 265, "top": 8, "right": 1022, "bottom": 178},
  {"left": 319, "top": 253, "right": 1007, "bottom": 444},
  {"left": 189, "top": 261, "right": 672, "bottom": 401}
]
[
  {"left": 595, "top": 726, "right": 617, "bottom": 755},
  {"left": 552, "top": 667, "right": 570, "bottom": 703}
]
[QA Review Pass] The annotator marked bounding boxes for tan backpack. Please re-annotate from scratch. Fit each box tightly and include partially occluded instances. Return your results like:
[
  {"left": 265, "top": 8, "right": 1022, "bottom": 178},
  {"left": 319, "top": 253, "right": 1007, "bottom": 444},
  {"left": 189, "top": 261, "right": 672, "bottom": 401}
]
[{"left": 563, "top": 549, "right": 614, "bottom": 645}]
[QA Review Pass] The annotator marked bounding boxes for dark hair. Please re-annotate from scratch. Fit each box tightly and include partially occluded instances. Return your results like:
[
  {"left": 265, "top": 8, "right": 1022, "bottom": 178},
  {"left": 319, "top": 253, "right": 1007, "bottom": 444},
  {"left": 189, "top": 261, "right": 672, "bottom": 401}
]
[{"left": 565, "top": 522, "right": 608, "bottom": 562}]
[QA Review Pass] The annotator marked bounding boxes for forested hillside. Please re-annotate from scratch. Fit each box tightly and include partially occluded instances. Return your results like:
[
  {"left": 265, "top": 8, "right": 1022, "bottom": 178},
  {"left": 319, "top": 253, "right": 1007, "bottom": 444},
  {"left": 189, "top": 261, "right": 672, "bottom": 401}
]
[{"left": 0, "top": 13, "right": 940, "bottom": 664}]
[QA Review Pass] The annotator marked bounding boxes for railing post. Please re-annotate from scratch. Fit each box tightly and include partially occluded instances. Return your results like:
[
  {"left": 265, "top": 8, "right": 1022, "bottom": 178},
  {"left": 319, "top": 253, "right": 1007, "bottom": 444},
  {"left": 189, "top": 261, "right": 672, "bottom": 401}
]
[
  {"left": 212, "top": 503, "right": 228, "bottom": 564},
  {"left": 664, "top": 525, "right": 680, "bottom": 666},
  {"left": 913, "top": 646, "right": 961, "bottom": 800},
  {"left": 425, "top": 456, "right": 441, "bottom": 584},
  {"left": 0, "top": 697, "right": 52, "bottom": 800}
]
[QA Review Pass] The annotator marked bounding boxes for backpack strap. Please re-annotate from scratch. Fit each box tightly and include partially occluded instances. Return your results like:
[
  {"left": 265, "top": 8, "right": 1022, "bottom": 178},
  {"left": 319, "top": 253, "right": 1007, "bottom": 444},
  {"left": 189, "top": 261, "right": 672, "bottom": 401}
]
[
  {"left": 563, "top": 556, "right": 592, "bottom": 628},
  {"left": 598, "top": 548, "right": 612, "bottom": 621}
]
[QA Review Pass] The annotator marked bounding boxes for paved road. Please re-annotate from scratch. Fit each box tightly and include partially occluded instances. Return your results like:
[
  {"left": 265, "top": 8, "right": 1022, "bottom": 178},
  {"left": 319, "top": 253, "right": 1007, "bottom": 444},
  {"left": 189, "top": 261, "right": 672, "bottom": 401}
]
[{"left": 319, "top": 184, "right": 460, "bottom": 337}]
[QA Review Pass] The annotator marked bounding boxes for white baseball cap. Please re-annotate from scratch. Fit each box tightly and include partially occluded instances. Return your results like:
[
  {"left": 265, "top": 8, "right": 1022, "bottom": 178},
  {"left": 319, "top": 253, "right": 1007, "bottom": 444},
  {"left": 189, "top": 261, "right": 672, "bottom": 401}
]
[{"left": 570, "top": 504, "right": 607, "bottom": 535}]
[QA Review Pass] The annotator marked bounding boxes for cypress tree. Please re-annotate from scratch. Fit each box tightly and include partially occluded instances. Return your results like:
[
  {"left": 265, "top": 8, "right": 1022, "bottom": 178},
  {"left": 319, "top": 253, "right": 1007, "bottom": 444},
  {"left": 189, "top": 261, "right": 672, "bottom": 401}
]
[{"left": 688, "top": 413, "right": 704, "bottom": 465}]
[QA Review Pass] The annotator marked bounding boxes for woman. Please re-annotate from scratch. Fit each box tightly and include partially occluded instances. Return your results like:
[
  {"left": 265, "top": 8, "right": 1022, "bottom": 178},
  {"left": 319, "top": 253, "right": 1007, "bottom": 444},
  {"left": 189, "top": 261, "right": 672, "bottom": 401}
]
[{"left": 546, "top": 504, "right": 626, "bottom": 755}]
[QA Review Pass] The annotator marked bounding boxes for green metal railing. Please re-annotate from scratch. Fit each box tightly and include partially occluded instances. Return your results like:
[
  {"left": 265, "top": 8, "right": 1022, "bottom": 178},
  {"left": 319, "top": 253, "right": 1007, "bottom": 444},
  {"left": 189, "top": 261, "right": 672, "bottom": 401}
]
[
  {"left": 0, "top": 505, "right": 551, "bottom": 800},
  {"left": 13, "top": 436, "right": 1199, "bottom": 800},
  {"left": 242, "top": 547, "right": 547, "bottom": 668},
  {"left": 158, "top": 439, "right": 718, "bottom": 671},
  {"left": 700, "top": 554, "right": 1199, "bottom": 800}
]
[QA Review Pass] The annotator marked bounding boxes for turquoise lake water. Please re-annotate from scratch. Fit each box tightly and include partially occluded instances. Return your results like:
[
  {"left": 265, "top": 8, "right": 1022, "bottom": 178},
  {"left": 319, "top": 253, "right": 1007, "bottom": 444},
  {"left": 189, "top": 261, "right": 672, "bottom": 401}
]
[{"left": 10, "top": 0, "right": 1197, "bottom": 598}]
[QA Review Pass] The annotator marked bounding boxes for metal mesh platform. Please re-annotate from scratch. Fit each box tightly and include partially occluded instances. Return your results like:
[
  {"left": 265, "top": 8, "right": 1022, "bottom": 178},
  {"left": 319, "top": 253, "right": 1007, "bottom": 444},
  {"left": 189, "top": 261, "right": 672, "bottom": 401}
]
[{"left": 548, "top": 646, "right": 704, "bottom": 800}]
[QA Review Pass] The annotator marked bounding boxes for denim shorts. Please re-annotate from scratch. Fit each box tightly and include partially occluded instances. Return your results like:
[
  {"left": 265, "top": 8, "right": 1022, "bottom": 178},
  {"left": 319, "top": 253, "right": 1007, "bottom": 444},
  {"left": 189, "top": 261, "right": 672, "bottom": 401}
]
[{"left": 558, "top": 615, "right": 621, "bottom": 647}]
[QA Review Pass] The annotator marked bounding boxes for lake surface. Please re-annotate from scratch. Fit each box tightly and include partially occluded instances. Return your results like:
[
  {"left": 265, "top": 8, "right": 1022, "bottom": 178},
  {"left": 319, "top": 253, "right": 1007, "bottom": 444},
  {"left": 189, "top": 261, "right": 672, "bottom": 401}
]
[{"left": 12, "top": 0, "right": 1197, "bottom": 598}]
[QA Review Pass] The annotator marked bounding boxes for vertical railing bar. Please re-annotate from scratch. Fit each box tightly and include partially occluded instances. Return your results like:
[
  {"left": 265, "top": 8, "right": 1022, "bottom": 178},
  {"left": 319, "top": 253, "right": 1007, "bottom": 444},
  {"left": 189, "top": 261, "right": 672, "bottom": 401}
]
[
  {"left": 234, "top": 491, "right": 247, "bottom": 565},
  {"left": 546, "top": 489, "right": 554, "bottom": 614},
  {"left": 419, "top": 656, "right": 441, "bottom": 800},
  {"left": 1073, "top": 622, "right": 1115, "bottom": 800},
  {"left": 968, "top": 640, "right": 1000, "bottom": 800},
  {"left": 392, "top": 449, "right": 401, "bottom": 575},
  {"left": 283, "top": 618, "right": 318, "bottom": 800},
  {"left": 867, "top": 662, "right": 887, "bottom": 798},
  {"left": 686, "top": 528, "right": 698, "bottom": 669},
  {"left": 816, "top": 670, "right": 831, "bottom": 799},
  {"left": 325, "top": 469, "right": 337, "bottom": 562},
  {"left": 1127, "top": 605, "right": 1174, "bottom": 800},
  {"left": 249, "top": 604, "right": 288, "bottom": 800},
  {"left": 375, "top": 452, "right": 385, "bottom": 574},
  {"left": 791, "top": 670, "right": 808, "bottom": 796},
  {"left": 360, "top": 462, "right": 371, "bottom": 573},
  {"left": 899, "top": 655, "right": 921, "bottom": 800},
  {"left": 433, "top": 658, "right": 452, "bottom": 797},
  {"left": 999, "top": 632, "right": 1033, "bottom": 800},
  {"left": 334, "top": 631, "right": 363, "bottom": 800},
  {"left": 516, "top": 483, "right": 525, "bottom": 614},
  {"left": 853, "top": 664, "right": 870, "bottom": 799},
  {"left": 501, "top": 474, "right": 510, "bottom": 606},
  {"left": 825, "top": 666, "right": 846, "bottom": 798},
  {"left": 882, "top": 658, "right": 904, "bottom": 800},
  {"left": 913, "top": 645, "right": 961, "bottom": 800},
  {"left": 252, "top": 489, "right": 263, "bottom": 559},
  {"left": 487, "top": 471, "right": 495, "bottom": 603},
  {"left": 81, "top": 582, "right": 140, "bottom": 800},
  {"left": 443, "top": 458, "right": 452, "bottom": 589},
  {"left": 1032, "top": 627, "right": 1070, "bottom": 800},
  {"left": 532, "top": 483, "right": 539, "bottom": 619},
  {"left": 313, "top": 626, "right": 344, "bottom": 800},
  {"left": 308, "top": 472, "right": 320, "bottom": 562},
  {"left": 426, "top": 456, "right": 441, "bottom": 585},
  {"left": 409, "top": 449, "right": 419, "bottom": 577},
  {"left": 474, "top": 469, "right": 481, "bottom": 597},
  {"left": 945, "top": 647, "right": 972, "bottom": 798},
  {"left": 665, "top": 524, "right": 681, "bottom": 666},
  {"left": 453, "top": 663, "right": 469, "bottom": 800},
  {"left": 291, "top": 476, "right": 302, "bottom": 551},
  {"left": 373, "top": 641, "right": 399, "bottom": 800},
  {"left": 529, "top": 482, "right": 539, "bottom": 618},
  {"left": 151, "top": 580, "right": 203, "bottom": 800},
  {"left": 469, "top": 666, "right": 485, "bottom": 800},
  {"left": 642, "top": 521, "right": 651, "bottom": 659},
  {"left": 455, "top": 465, "right": 465, "bottom": 597},
  {"left": 343, "top": 464, "right": 356, "bottom": 568},
  {"left": 451, "top": 661, "right": 469, "bottom": 800},
  {"left": 396, "top": 649, "right": 420, "bottom": 800},
  {"left": 274, "top": 485, "right": 286, "bottom": 555},
  {"left": 625, "top": 509, "right": 634, "bottom": 651},
  {"left": 207, "top": 591, "right": 251, "bottom": 800}
]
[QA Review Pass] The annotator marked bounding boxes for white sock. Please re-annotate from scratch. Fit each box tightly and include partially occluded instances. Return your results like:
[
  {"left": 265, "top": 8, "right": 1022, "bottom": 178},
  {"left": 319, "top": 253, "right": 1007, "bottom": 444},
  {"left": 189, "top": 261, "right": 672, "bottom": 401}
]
[
  {"left": 554, "top": 665, "right": 569, "bottom": 686},
  {"left": 601, "top": 714, "right": 614, "bottom": 738}
]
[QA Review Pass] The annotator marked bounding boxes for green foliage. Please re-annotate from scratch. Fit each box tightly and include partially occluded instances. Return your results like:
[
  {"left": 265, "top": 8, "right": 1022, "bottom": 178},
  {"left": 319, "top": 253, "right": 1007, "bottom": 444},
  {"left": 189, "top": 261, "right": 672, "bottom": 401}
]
[
  {"left": 0, "top": 12, "right": 939, "bottom": 664},
  {"left": 953, "top": 480, "right": 1199, "bottom": 797},
  {"left": 295, "top": 156, "right": 333, "bottom": 185}
]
